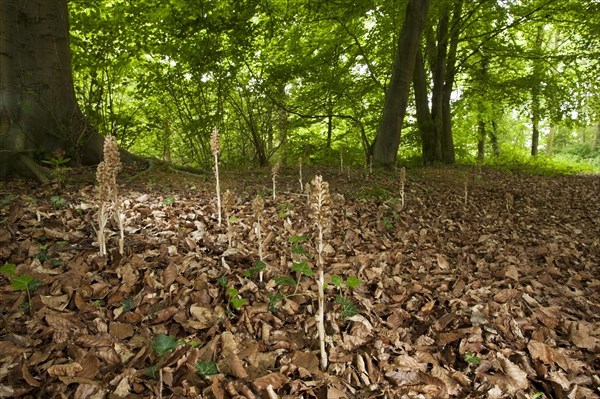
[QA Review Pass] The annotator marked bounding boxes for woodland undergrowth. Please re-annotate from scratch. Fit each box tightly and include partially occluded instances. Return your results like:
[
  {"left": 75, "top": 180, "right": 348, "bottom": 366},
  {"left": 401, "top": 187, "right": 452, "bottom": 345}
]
[{"left": 0, "top": 164, "right": 599, "bottom": 399}]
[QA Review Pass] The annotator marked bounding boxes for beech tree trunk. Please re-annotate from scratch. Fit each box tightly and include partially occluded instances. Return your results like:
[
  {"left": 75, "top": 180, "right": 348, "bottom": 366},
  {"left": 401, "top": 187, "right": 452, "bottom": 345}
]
[
  {"left": 530, "top": 25, "right": 544, "bottom": 157},
  {"left": 370, "top": 0, "right": 430, "bottom": 168},
  {"left": 413, "top": 49, "right": 440, "bottom": 165},
  {"left": 0, "top": 0, "right": 104, "bottom": 180}
]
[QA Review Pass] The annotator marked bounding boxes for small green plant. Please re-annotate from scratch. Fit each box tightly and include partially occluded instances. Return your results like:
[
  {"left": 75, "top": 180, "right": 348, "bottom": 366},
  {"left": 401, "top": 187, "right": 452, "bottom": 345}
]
[
  {"left": 4, "top": 267, "right": 44, "bottom": 314},
  {"left": 381, "top": 217, "right": 393, "bottom": 230},
  {"left": 163, "top": 195, "right": 175, "bottom": 206},
  {"left": 243, "top": 260, "right": 267, "bottom": 279},
  {"left": 330, "top": 275, "right": 362, "bottom": 319},
  {"left": 122, "top": 298, "right": 135, "bottom": 312},
  {"left": 217, "top": 275, "right": 228, "bottom": 287},
  {"left": 464, "top": 351, "right": 481, "bottom": 365},
  {"left": 50, "top": 196, "right": 67, "bottom": 209},
  {"left": 226, "top": 288, "right": 247, "bottom": 311},
  {"left": 335, "top": 295, "right": 358, "bottom": 318},
  {"left": 278, "top": 203, "right": 293, "bottom": 219},
  {"left": 42, "top": 150, "right": 71, "bottom": 187},
  {"left": 152, "top": 333, "right": 183, "bottom": 357},
  {"left": 531, "top": 392, "right": 545, "bottom": 399},
  {"left": 195, "top": 360, "right": 218, "bottom": 377}
]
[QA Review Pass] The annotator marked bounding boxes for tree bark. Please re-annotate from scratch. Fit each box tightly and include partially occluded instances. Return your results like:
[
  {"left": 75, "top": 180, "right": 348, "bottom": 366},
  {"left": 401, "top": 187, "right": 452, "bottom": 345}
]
[
  {"left": 439, "top": 1, "right": 462, "bottom": 164},
  {"left": 413, "top": 49, "right": 440, "bottom": 165},
  {"left": 1, "top": 0, "right": 105, "bottom": 179},
  {"left": 477, "top": 119, "right": 486, "bottom": 162},
  {"left": 530, "top": 25, "right": 544, "bottom": 157},
  {"left": 490, "top": 120, "right": 500, "bottom": 157},
  {"left": 370, "top": 0, "right": 430, "bottom": 168}
]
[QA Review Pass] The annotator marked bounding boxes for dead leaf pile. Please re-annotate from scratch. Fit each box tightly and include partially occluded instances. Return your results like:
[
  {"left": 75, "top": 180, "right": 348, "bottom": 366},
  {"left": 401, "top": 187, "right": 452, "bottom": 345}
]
[{"left": 0, "top": 167, "right": 598, "bottom": 398}]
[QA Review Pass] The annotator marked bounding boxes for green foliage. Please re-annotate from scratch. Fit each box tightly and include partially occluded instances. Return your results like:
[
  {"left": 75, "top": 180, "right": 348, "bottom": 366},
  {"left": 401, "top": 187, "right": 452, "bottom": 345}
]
[
  {"left": 11, "top": 274, "right": 43, "bottom": 293},
  {"left": 195, "top": 360, "right": 218, "bottom": 377},
  {"left": 50, "top": 196, "right": 67, "bottom": 209},
  {"left": 273, "top": 276, "right": 297, "bottom": 286},
  {"left": 152, "top": 333, "right": 179, "bottom": 357},
  {"left": 163, "top": 196, "right": 175, "bottom": 206},
  {"left": 268, "top": 292, "right": 284, "bottom": 313},
  {"left": 226, "top": 288, "right": 247, "bottom": 310},
  {"left": 291, "top": 261, "right": 312, "bottom": 277},
  {"left": 464, "top": 352, "right": 482, "bottom": 365},
  {"left": 243, "top": 260, "right": 267, "bottom": 279},
  {"left": 335, "top": 294, "right": 358, "bottom": 319},
  {"left": 122, "top": 298, "right": 136, "bottom": 313},
  {"left": 0, "top": 263, "right": 16, "bottom": 276}
]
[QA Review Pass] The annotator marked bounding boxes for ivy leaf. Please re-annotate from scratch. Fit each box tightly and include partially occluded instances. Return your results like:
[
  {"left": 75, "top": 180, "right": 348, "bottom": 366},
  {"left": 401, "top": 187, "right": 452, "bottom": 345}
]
[
  {"left": 152, "top": 333, "right": 178, "bottom": 357},
  {"left": 288, "top": 235, "right": 308, "bottom": 244},
  {"left": 11, "top": 275, "right": 43, "bottom": 292},
  {"left": 195, "top": 360, "right": 218, "bottom": 377},
  {"left": 273, "top": 276, "right": 296, "bottom": 286},
  {"left": 291, "top": 261, "right": 312, "bottom": 276},
  {"left": 0, "top": 263, "right": 16, "bottom": 276}
]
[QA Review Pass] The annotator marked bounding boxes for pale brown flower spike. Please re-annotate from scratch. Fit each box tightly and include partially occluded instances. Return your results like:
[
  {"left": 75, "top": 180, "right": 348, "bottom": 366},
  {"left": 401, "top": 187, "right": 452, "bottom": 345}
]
[
  {"left": 211, "top": 127, "right": 222, "bottom": 226},
  {"left": 271, "top": 161, "right": 281, "bottom": 200},
  {"left": 399, "top": 166, "right": 406, "bottom": 208},
  {"left": 252, "top": 195, "right": 265, "bottom": 282},
  {"left": 95, "top": 135, "right": 124, "bottom": 256},
  {"left": 310, "top": 175, "right": 331, "bottom": 370}
]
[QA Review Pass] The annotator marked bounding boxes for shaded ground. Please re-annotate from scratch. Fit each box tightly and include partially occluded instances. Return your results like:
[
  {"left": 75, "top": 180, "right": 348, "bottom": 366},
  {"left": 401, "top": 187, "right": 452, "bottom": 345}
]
[{"left": 0, "top": 166, "right": 599, "bottom": 398}]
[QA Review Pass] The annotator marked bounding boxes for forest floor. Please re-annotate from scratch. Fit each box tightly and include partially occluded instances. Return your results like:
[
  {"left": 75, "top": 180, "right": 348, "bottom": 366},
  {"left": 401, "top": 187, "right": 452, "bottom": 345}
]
[{"left": 0, "top": 165, "right": 599, "bottom": 399}]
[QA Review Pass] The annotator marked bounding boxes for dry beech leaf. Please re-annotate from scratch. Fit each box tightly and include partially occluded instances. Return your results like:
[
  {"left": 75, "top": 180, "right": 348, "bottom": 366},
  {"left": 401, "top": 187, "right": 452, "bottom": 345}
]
[
  {"left": 162, "top": 262, "right": 178, "bottom": 287},
  {"left": 47, "top": 362, "right": 83, "bottom": 377},
  {"left": 527, "top": 340, "right": 554, "bottom": 365},
  {"left": 504, "top": 265, "right": 519, "bottom": 281},
  {"left": 252, "top": 372, "right": 290, "bottom": 391}
]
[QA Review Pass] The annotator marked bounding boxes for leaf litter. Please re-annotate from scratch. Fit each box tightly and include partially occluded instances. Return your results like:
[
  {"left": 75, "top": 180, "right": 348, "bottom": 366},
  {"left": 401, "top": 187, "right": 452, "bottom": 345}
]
[{"left": 0, "top": 166, "right": 599, "bottom": 398}]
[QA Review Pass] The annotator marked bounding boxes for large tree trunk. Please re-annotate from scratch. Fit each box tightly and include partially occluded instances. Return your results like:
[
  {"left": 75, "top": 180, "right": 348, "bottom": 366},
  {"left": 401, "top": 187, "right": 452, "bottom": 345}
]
[
  {"left": 370, "top": 0, "right": 430, "bottom": 168},
  {"left": 413, "top": 49, "right": 440, "bottom": 165},
  {"left": 422, "top": 1, "right": 461, "bottom": 166},
  {"left": 439, "top": 1, "right": 462, "bottom": 164},
  {"left": 1, "top": 0, "right": 104, "bottom": 180}
]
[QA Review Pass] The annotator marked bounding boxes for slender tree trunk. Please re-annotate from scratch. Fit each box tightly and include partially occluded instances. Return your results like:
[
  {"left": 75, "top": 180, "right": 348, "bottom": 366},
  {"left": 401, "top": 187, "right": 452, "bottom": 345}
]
[
  {"left": 530, "top": 25, "right": 544, "bottom": 157},
  {"left": 593, "top": 121, "right": 600, "bottom": 151},
  {"left": 546, "top": 125, "right": 556, "bottom": 155},
  {"left": 1, "top": 0, "right": 104, "bottom": 179},
  {"left": 439, "top": 1, "right": 462, "bottom": 164},
  {"left": 491, "top": 120, "right": 500, "bottom": 157},
  {"left": 477, "top": 119, "right": 486, "bottom": 162},
  {"left": 413, "top": 49, "right": 440, "bottom": 165},
  {"left": 370, "top": 0, "right": 430, "bottom": 168}
]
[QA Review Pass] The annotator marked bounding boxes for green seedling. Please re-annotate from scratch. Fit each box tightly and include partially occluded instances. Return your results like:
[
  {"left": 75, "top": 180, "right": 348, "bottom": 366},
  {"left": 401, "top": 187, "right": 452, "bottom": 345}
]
[
  {"left": 0, "top": 263, "right": 16, "bottom": 276},
  {"left": 464, "top": 351, "right": 481, "bottom": 365},
  {"left": 122, "top": 298, "right": 135, "bottom": 313},
  {"left": 381, "top": 217, "right": 393, "bottom": 230},
  {"left": 152, "top": 333, "right": 184, "bottom": 357},
  {"left": 531, "top": 392, "right": 545, "bottom": 399},
  {"left": 278, "top": 203, "right": 293, "bottom": 218},
  {"left": 8, "top": 272, "right": 44, "bottom": 314},
  {"left": 268, "top": 292, "right": 284, "bottom": 313},
  {"left": 163, "top": 196, "right": 175, "bottom": 206},
  {"left": 226, "top": 288, "right": 247, "bottom": 311},
  {"left": 330, "top": 275, "right": 362, "bottom": 319},
  {"left": 217, "top": 276, "right": 228, "bottom": 287},
  {"left": 335, "top": 295, "right": 358, "bottom": 318},
  {"left": 42, "top": 152, "right": 71, "bottom": 187},
  {"left": 50, "top": 196, "right": 67, "bottom": 209},
  {"left": 243, "top": 260, "right": 266, "bottom": 279},
  {"left": 195, "top": 360, "right": 218, "bottom": 377}
]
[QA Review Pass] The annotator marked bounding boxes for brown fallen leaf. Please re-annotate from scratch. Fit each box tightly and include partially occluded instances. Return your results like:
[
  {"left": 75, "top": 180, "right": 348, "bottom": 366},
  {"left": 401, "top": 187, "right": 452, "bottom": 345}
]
[
  {"left": 47, "top": 362, "right": 83, "bottom": 377},
  {"left": 252, "top": 372, "right": 290, "bottom": 391}
]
